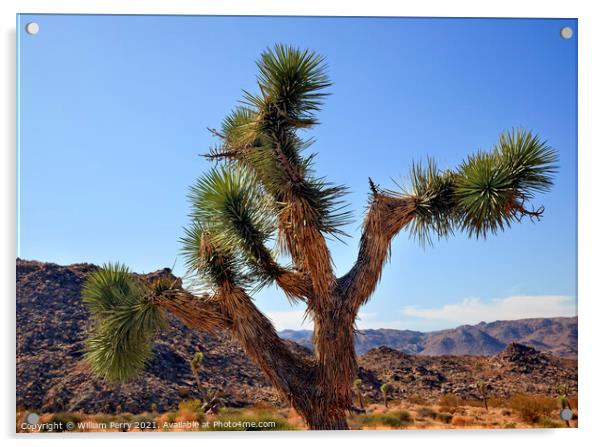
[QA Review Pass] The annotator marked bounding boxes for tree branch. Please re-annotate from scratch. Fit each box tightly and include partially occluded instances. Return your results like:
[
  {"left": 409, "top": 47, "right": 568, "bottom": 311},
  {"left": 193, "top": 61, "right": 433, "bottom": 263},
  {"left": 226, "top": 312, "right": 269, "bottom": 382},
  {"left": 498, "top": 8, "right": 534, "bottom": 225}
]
[
  {"left": 275, "top": 270, "right": 313, "bottom": 302},
  {"left": 337, "top": 190, "right": 417, "bottom": 310},
  {"left": 154, "top": 286, "right": 318, "bottom": 417},
  {"left": 153, "top": 290, "right": 232, "bottom": 334}
]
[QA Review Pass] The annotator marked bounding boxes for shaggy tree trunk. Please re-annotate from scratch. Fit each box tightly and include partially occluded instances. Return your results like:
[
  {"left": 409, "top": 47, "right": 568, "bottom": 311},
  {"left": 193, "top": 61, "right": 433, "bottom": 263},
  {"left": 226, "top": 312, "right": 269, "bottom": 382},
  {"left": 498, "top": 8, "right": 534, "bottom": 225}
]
[
  {"left": 153, "top": 195, "right": 416, "bottom": 430},
  {"left": 156, "top": 289, "right": 357, "bottom": 430}
]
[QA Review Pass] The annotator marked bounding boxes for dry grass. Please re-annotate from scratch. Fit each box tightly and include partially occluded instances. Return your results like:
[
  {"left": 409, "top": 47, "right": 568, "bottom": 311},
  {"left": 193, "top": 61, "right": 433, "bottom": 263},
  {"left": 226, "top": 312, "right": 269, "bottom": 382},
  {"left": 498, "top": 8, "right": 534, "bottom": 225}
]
[
  {"left": 16, "top": 393, "right": 578, "bottom": 432},
  {"left": 507, "top": 394, "right": 558, "bottom": 423}
]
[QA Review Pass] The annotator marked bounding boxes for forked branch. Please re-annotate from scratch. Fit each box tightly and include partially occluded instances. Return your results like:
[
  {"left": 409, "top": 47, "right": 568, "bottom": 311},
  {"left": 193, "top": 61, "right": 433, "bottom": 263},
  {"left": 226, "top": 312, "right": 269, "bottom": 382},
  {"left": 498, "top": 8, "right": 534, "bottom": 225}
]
[{"left": 337, "top": 189, "right": 417, "bottom": 310}]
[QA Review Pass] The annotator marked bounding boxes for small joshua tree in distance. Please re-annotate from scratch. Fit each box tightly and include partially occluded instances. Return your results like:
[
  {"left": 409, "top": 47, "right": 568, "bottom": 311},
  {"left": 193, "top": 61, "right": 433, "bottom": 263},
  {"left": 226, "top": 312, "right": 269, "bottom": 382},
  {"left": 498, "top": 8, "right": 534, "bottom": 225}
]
[
  {"left": 380, "top": 383, "right": 391, "bottom": 408},
  {"left": 188, "top": 350, "right": 223, "bottom": 413},
  {"left": 556, "top": 383, "right": 572, "bottom": 427},
  {"left": 354, "top": 378, "right": 364, "bottom": 410},
  {"left": 190, "top": 351, "right": 204, "bottom": 398},
  {"left": 475, "top": 379, "right": 489, "bottom": 412},
  {"left": 82, "top": 45, "right": 558, "bottom": 429}
]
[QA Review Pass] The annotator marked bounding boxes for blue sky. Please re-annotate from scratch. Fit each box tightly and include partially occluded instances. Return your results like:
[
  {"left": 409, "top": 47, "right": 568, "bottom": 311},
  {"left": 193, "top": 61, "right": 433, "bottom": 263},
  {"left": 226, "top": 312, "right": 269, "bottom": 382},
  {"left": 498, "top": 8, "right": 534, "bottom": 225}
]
[{"left": 17, "top": 15, "right": 577, "bottom": 331}]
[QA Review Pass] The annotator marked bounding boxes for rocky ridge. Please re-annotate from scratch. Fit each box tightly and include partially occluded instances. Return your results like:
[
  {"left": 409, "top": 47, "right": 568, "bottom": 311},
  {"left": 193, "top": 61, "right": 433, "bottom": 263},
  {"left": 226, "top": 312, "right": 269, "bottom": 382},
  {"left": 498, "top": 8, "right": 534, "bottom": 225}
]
[{"left": 17, "top": 259, "right": 577, "bottom": 414}]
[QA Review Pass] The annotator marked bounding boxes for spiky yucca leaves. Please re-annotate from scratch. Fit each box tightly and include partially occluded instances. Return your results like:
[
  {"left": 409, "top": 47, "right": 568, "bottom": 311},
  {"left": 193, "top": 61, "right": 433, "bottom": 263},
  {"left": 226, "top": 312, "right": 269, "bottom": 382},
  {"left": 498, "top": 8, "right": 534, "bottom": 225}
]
[
  {"left": 83, "top": 263, "right": 166, "bottom": 381},
  {"left": 251, "top": 44, "right": 331, "bottom": 126},
  {"left": 208, "top": 45, "right": 351, "bottom": 244},
  {"left": 409, "top": 129, "right": 558, "bottom": 244},
  {"left": 182, "top": 166, "right": 279, "bottom": 291}
]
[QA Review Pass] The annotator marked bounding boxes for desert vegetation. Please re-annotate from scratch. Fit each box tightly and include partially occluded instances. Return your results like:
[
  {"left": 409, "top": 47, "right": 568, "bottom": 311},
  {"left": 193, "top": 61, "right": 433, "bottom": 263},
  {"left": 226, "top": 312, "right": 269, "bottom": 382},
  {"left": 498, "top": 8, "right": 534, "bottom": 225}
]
[
  {"left": 80, "top": 44, "right": 558, "bottom": 429},
  {"left": 17, "top": 390, "right": 577, "bottom": 432}
]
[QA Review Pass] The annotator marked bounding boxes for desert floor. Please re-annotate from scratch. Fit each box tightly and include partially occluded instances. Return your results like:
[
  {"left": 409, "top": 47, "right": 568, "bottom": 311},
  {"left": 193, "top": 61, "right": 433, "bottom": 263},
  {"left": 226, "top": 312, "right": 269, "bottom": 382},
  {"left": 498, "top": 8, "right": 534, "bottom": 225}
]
[{"left": 17, "top": 393, "right": 577, "bottom": 432}]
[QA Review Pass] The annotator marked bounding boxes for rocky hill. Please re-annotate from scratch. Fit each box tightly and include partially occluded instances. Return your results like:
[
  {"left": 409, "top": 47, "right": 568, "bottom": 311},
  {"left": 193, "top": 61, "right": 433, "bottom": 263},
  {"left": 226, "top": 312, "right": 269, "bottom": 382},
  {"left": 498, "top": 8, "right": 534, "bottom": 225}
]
[
  {"left": 16, "top": 259, "right": 279, "bottom": 414},
  {"left": 280, "top": 317, "right": 577, "bottom": 357},
  {"left": 16, "top": 259, "right": 577, "bottom": 414},
  {"left": 356, "top": 343, "right": 577, "bottom": 403}
]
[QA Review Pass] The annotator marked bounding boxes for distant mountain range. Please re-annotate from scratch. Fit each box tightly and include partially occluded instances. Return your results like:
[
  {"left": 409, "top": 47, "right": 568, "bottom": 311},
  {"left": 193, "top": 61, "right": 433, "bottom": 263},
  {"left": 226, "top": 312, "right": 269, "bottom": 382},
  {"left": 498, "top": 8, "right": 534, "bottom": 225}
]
[{"left": 279, "top": 316, "right": 577, "bottom": 358}]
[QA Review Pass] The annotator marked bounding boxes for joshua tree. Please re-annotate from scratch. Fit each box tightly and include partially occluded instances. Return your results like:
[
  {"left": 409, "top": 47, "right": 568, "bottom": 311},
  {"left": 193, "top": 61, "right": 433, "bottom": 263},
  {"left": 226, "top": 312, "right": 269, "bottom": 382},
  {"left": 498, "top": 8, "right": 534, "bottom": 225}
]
[
  {"left": 190, "top": 351, "right": 204, "bottom": 397},
  {"left": 475, "top": 380, "right": 489, "bottom": 412},
  {"left": 353, "top": 378, "right": 364, "bottom": 410},
  {"left": 188, "top": 350, "right": 223, "bottom": 413},
  {"left": 556, "top": 383, "right": 572, "bottom": 426},
  {"left": 82, "top": 45, "right": 557, "bottom": 430},
  {"left": 380, "top": 383, "right": 391, "bottom": 408}
]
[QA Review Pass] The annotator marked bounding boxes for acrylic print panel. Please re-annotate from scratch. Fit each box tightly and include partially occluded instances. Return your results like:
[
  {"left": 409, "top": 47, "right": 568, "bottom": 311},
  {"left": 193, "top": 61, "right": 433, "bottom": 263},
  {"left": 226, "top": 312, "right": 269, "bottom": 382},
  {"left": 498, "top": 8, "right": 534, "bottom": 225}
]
[{"left": 16, "top": 14, "right": 577, "bottom": 432}]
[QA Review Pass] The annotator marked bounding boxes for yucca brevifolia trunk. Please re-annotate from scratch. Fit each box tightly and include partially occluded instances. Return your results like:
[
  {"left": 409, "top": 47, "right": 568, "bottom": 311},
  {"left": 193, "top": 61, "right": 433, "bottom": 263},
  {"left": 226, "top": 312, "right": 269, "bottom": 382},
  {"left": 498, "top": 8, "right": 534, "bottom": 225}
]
[{"left": 83, "top": 45, "right": 557, "bottom": 430}]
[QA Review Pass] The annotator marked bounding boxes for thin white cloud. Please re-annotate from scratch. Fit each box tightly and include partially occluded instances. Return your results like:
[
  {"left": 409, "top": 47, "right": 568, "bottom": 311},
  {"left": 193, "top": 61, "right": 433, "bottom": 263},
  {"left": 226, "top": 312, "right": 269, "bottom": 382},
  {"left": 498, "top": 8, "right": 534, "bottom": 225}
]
[
  {"left": 266, "top": 296, "right": 576, "bottom": 332},
  {"left": 403, "top": 295, "right": 576, "bottom": 326},
  {"left": 266, "top": 310, "right": 313, "bottom": 331}
]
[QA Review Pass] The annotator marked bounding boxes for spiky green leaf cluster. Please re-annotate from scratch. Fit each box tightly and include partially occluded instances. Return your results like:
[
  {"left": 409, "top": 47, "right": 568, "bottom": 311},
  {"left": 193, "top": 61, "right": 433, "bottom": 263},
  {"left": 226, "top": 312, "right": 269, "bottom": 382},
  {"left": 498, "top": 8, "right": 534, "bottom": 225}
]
[
  {"left": 83, "top": 263, "right": 166, "bottom": 381},
  {"left": 409, "top": 129, "right": 558, "bottom": 244},
  {"left": 190, "top": 351, "right": 204, "bottom": 373},
  {"left": 253, "top": 44, "right": 331, "bottom": 124},
  {"left": 182, "top": 166, "right": 279, "bottom": 290},
  {"left": 216, "top": 45, "right": 351, "bottom": 238},
  {"left": 188, "top": 45, "right": 352, "bottom": 287}
]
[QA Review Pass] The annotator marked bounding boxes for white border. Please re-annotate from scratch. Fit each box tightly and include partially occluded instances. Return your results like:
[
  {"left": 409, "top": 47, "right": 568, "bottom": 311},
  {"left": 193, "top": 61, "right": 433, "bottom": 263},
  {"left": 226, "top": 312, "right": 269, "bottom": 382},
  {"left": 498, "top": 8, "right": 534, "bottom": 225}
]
[{"left": 2, "top": 1, "right": 601, "bottom": 447}]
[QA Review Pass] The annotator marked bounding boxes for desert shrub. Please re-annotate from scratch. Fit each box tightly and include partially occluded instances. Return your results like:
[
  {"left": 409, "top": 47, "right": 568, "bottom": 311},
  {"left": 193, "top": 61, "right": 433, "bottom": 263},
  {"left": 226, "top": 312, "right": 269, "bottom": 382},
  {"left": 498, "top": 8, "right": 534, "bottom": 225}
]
[
  {"left": 357, "top": 410, "right": 413, "bottom": 429},
  {"left": 381, "top": 410, "right": 413, "bottom": 428},
  {"left": 438, "top": 394, "right": 460, "bottom": 409},
  {"left": 417, "top": 407, "right": 438, "bottom": 419},
  {"left": 406, "top": 394, "right": 427, "bottom": 405},
  {"left": 250, "top": 402, "right": 278, "bottom": 412},
  {"left": 437, "top": 412, "right": 453, "bottom": 424},
  {"left": 504, "top": 422, "right": 517, "bottom": 429},
  {"left": 207, "top": 408, "right": 295, "bottom": 431},
  {"left": 539, "top": 419, "right": 564, "bottom": 428},
  {"left": 508, "top": 394, "right": 556, "bottom": 423},
  {"left": 451, "top": 415, "right": 472, "bottom": 427},
  {"left": 45, "top": 413, "right": 83, "bottom": 432},
  {"left": 176, "top": 399, "right": 206, "bottom": 424},
  {"left": 166, "top": 411, "right": 177, "bottom": 423},
  {"left": 91, "top": 413, "right": 114, "bottom": 424},
  {"left": 215, "top": 407, "right": 243, "bottom": 417},
  {"left": 131, "top": 414, "right": 156, "bottom": 430}
]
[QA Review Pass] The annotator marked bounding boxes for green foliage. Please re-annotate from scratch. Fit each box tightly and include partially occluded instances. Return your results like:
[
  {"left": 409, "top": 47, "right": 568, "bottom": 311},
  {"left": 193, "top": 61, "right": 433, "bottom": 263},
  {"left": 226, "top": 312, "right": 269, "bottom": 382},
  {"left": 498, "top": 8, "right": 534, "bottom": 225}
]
[
  {"left": 417, "top": 406, "right": 438, "bottom": 419},
  {"left": 45, "top": 413, "right": 83, "bottom": 432},
  {"left": 437, "top": 412, "right": 453, "bottom": 424},
  {"left": 131, "top": 414, "right": 156, "bottom": 430},
  {"left": 83, "top": 263, "right": 166, "bottom": 381},
  {"left": 476, "top": 379, "right": 486, "bottom": 393},
  {"left": 539, "top": 419, "right": 564, "bottom": 428},
  {"left": 206, "top": 44, "right": 352, "bottom": 248},
  {"left": 183, "top": 166, "right": 278, "bottom": 290},
  {"left": 408, "top": 129, "right": 557, "bottom": 245},
  {"left": 355, "top": 410, "right": 413, "bottom": 429},
  {"left": 177, "top": 399, "right": 207, "bottom": 424},
  {"left": 557, "top": 395, "right": 569, "bottom": 409},
  {"left": 254, "top": 44, "right": 332, "bottom": 125},
  {"left": 166, "top": 411, "right": 177, "bottom": 424},
  {"left": 190, "top": 351, "right": 204, "bottom": 373}
]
